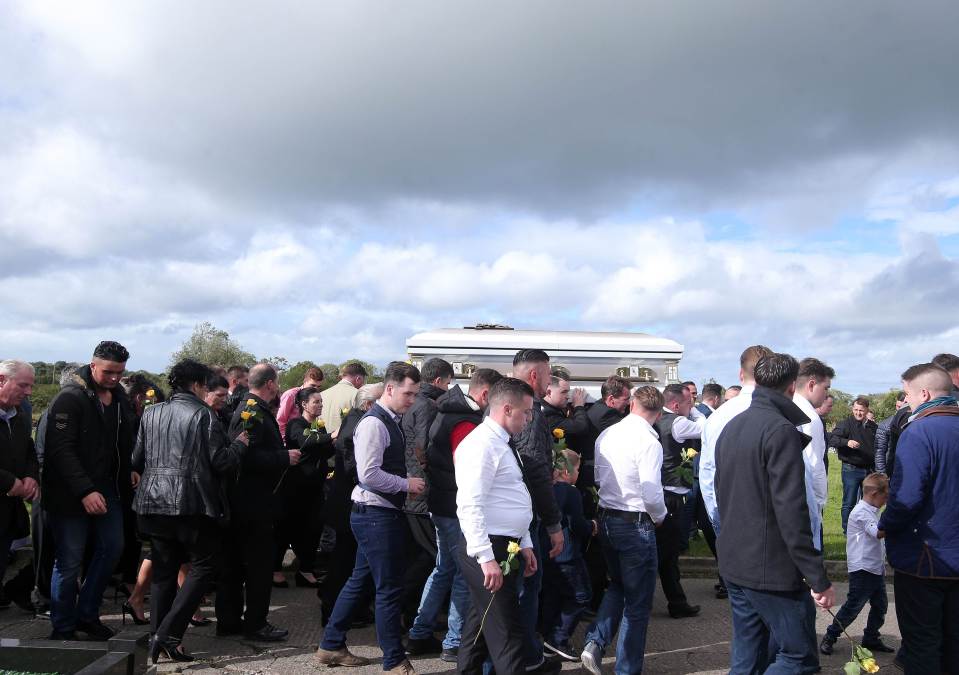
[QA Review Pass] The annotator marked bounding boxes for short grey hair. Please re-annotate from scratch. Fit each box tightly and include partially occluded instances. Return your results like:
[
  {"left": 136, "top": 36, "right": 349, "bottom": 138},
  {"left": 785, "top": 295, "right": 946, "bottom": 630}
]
[
  {"left": 59, "top": 365, "right": 79, "bottom": 386},
  {"left": 357, "top": 383, "right": 385, "bottom": 408},
  {"left": 0, "top": 360, "right": 35, "bottom": 379}
]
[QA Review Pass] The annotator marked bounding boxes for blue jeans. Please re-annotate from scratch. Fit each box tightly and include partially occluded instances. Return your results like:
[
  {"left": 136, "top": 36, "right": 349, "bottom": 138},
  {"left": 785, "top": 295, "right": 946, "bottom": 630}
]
[
  {"left": 542, "top": 556, "right": 592, "bottom": 645},
  {"left": 841, "top": 464, "right": 868, "bottom": 534},
  {"left": 726, "top": 581, "right": 819, "bottom": 674},
  {"left": 49, "top": 493, "right": 124, "bottom": 633},
  {"left": 827, "top": 570, "right": 887, "bottom": 642},
  {"left": 518, "top": 520, "right": 546, "bottom": 667},
  {"left": 585, "top": 513, "right": 658, "bottom": 675},
  {"left": 408, "top": 514, "right": 468, "bottom": 649},
  {"left": 320, "top": 505, "right": 408, "bottom": 670}
]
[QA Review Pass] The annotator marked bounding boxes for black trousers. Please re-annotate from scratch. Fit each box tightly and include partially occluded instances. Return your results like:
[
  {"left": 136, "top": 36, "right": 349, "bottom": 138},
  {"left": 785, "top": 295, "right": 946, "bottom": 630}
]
[
  {"left": 139, "top": 514, "right": 219, "bottom": 642},
  {"left": 216, "top": 517, "right": 274, "bottom": 633},
  {"left": 894, "top": 571, "right": 959, "bottom": 674},
  {"left": 402, "top": 513, "right": 438, "bottom": 623},
  {"left": 655, "top": 491, "right": 689, "bottom": 608},
  {"left": 273, "top": 471, "right": 325, "bottom": 573},
  {"left": 456, "top": 534, "right": 525, "bottom": 675}
]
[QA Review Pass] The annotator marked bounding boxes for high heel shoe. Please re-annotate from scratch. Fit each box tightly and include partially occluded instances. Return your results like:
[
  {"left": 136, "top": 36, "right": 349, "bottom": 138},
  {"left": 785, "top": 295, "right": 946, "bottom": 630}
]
[
  {"left": 149, "top": 635, "right": 195, "bottom": 664},
  {"left": 294, "top": 571, "right": 319, "bottom": 588},
  {"left": 122, "top": 601, "right": 149, "bottom": 626}
]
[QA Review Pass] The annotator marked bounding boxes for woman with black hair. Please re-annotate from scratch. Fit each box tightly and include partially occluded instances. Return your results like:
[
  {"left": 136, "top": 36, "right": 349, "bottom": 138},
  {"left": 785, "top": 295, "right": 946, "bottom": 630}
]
[
  {"left": 274, "top": 386, "right": 334, "bottom": 588},
  {"left": 132, "top": 359, "right": 249, "bottom": 663}
]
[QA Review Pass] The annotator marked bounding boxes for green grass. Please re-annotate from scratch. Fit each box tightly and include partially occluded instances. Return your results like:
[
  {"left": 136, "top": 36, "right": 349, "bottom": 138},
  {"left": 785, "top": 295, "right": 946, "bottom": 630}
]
[{"left": 688, "top": 451, "right": 847, "bottom": 560}]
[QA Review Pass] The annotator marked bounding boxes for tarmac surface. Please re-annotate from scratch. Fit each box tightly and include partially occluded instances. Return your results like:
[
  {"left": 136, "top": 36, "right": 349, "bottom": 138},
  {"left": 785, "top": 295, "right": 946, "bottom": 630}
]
[{"left": 0, "top": 564, "right": 904, "bottom": 674}]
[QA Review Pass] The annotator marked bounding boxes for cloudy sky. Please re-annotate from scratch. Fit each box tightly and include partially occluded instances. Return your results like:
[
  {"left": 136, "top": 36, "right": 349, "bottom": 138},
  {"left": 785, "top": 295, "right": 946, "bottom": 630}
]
[{"left": 3, "top": 1, "right": 958, "bottom": 393}]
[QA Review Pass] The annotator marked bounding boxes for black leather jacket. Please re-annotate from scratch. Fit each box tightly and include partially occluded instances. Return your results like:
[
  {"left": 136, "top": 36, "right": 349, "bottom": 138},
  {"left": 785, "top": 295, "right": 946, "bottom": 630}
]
[{"left": 132, "top": 392, "right": 247, "bottom": 522}]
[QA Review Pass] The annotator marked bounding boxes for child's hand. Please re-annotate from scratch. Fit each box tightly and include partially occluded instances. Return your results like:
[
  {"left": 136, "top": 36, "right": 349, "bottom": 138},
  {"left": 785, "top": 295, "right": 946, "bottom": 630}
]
[{"left": 877, "top": 529, "right": 886, "bottom": 539}]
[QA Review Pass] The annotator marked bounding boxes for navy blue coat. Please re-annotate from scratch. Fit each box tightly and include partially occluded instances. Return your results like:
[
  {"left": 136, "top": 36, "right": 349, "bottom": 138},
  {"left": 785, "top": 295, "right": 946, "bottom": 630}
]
[{"left": 880, "top": 407, "right": 959, "bottom": 578}]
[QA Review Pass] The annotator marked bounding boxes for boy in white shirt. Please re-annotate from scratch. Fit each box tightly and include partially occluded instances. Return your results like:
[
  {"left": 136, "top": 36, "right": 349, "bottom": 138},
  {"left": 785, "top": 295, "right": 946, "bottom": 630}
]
[{"left": 820, "top": 473, "right": 896, "bottom": 655}]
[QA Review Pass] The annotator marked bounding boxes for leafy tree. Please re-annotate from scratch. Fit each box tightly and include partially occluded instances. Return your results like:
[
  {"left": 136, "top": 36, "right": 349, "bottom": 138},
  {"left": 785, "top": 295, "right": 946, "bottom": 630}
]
[
  {"left": 316, "top": 363, "right": 341, "bottom": 390},
  {"left": 262, "top": 355, "right": 291, "bottom": 373},
  {"left": 868, "top": 389, "right": 901, "bottom": 422},
  {"left": 170, "top": 322, "right": 256, "bottom": 369},
  {"left": 279, "top": 360, "right": 320, "bottom": 391}
]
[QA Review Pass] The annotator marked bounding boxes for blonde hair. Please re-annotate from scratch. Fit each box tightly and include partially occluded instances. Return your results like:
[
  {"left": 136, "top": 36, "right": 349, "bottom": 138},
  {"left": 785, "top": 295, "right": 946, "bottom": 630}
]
[{"left": 862, "top": 472, "right": 889, "bottom": 496}]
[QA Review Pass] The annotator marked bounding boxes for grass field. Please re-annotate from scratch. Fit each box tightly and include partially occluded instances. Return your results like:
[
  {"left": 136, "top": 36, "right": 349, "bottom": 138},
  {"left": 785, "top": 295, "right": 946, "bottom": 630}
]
[{"left": 689, "top": 449, "right": 849, "bottom": 560}]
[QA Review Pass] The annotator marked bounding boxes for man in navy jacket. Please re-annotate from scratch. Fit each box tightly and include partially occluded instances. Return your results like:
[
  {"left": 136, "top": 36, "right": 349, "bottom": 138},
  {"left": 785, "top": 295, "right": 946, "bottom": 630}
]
[{"left": 880, "top": 363, "right": 959, "bottom": 674}]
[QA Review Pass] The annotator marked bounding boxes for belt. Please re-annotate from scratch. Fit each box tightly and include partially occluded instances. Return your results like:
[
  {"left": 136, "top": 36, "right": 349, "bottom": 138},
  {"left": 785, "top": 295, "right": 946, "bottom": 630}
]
[
  {"left": 351, "top": 502, "right": 398, "bottom": 514},
  {"left": 598, "top": 507, "right": 652, "bottom": 523}
]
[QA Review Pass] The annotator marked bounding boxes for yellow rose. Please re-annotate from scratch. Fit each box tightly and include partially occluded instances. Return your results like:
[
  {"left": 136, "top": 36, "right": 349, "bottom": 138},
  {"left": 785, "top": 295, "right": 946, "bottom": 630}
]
[
  {"left": 316, "top": 420, "right": 326, "bottom": 429},
  {"left": 507, "top": 541, "right": 521, "bottom": 555},
  {"left": 145, "top": 389, "right": 156, "bottom": 398},
  {"left": 240, "top": 411, "right": 252, "bottom": 421},
  {"left": 686, "top": 448, "right": 698, "bottom": 458},
  {"left": 862, "top": 658, "right": 879, "bottom": 673},
  {"left": 246, "top": 398, "right": 257, "bottom": 406},
  {"left": 552, "top": 428, "right": 565, "bottom": 440},
  {"left": 341, "top": 407, "right": 350, "bottom": 415}
]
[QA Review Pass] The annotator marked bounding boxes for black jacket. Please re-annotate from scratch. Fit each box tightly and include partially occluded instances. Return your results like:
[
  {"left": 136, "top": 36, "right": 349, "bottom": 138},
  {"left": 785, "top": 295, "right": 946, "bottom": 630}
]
[
  {"left": 540, "top": 400, "right": 591, "bottom": 456},
  {"left": 585, "top": 402, "right": 626, "bottom": 459},
  {"left": 654, "top": 412, "right": 693, "bottom": 489},
  {"left": 42, "top": 366, "right": 135, "bottom": 515},
  {"left": 875, "top": 407, "right": 910, "bottom": 476},
  {"left": 513, "top": 398, "right": 562, "bottom": 530},
  {"left": 227, "top": 393, "right": 289, "bottom": 522},
  {"left": 402, "top": 383, "right": 445, "bottom": 514},
  {"left": 285, "top": 416, "right": 335, "bottom": 481},
  {"left": 132, "top": 392, "right": 246, "bottom": 522},
  {"left": 0, "top": 406, "right": 39, "bottom": 538},
  {"left": 830, "top": 416, "right": 878, "bottom": 469},
  {"left": 715, "top": 387, "right": 829, "bottom": 593},
  {"left": 426, "top": 386, "right": 483, "bottom": 518},
  {"left": 325, "top": 407, "right": 364, "bottom": 530}
]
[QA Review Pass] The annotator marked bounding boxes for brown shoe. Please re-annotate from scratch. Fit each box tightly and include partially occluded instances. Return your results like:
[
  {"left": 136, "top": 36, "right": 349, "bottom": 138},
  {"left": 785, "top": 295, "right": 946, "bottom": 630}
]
[
  {"left": 315, "top": 647, "right": 370, "bottom": 667},
  {"left": 384, "top": 660, "right": 415, "bottom": 674}
]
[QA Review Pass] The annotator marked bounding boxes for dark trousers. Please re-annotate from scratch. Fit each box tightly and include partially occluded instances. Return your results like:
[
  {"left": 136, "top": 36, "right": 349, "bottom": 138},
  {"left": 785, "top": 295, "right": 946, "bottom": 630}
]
[
  {"left": 215, "top": 517, "right": 274, "bottom": 633},
  {"left": 402, "top": 513, "right": 438, "bottom": 625},
  {"left": 273, "top": 471, "right": 324, "bottom": 573},
  {"left": 31, "top": 504, "right": 55, "bottom": 601},
  {"left": 656, "top": 491, "right": 689, "bottom": 608},
  {"left": 319, "top": 525, "right": 370, "bottom": 625},
  {"left": 541, "top": 556, "right": 592, "bottom": 646},
  {"left": 140, "top": 515, "right": 219, "bottom": 642},
  {"left": 726, "top": 581, "right": 819, "bottom": 674},
  {"left": 117, "top": 494, "right": 142, "bottom": 585},
  {"left": 321, "top": 504, "right": 408, "bottom": 671},
  {"left": 894, "top": 571, "right": 959, "bottom": 675},
  {"left": 48, "top": 493, "right": 124, "bottom": 633},
  {"left": 456, "top": 534, "right": 526, "bottom": 675},
  {"left": 826, "top": 570, "right": 887, "bottom": 642},
  {"left": 840, "top": 464, "right": 867, "bottom": 534}
]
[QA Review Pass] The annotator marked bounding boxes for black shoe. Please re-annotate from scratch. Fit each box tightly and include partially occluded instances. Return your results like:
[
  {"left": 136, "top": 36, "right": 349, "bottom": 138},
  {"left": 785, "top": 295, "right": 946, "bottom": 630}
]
[
  {"left": 819, "top": 635, "right": 836, "bottom": 655},
  {"left": 122, "top": 601, "right": 149, "bottom": 626},
  {"left": 244, "top": 622, "right": 288, "bottom": 642},
  {"left": 150, "top": 635, "right": 195, "bottom": 664},
  {"left": 715, "top": 586, "right": 728, "bottom": 599},
  {"left": 405, "top": 635, "right": 443, "bottom": 656},
  {"left": 440, "top": 647, "right": 458, "bottom": 663},
  {"left": 668, "top": 603, "right": 701, "bottom": 618},
  {"left": 861, "top": 638, "right": 895, "bottom": 653},
  {"left": 527, "top": 657, "right": 562, "bottom": 673},
  {"left": 76, "top": 618, "right": 115, "bottom": 641},
  {"left": 49, "top": 630, "right": 77, "bottom": 640},
  {"left": 295, "top": 571, "right": 320, "bottom": 588},
  {"left": 543, "top": 640, "right": 578, "bottom": 661}
]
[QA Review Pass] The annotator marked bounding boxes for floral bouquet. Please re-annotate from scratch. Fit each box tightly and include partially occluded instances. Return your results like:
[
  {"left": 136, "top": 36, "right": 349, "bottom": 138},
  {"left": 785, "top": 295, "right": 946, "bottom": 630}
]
[{"left": 239, "top": 398, "right": 261, "bottom": 430}]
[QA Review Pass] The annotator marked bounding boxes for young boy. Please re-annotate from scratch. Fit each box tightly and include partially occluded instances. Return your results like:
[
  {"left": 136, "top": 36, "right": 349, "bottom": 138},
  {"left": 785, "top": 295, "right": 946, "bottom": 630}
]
[
  {"left": 820, "top": 472, "right": 896, "bottom": 655},
  {"left": 541, "top": 450, "right": 596, "bottom": 661}
]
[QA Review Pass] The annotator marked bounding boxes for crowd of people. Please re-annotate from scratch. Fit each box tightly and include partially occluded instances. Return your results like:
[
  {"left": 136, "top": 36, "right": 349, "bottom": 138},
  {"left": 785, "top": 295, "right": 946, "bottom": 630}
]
[{"left": 1, "top": 341, "right": 957, "bottom": 674}]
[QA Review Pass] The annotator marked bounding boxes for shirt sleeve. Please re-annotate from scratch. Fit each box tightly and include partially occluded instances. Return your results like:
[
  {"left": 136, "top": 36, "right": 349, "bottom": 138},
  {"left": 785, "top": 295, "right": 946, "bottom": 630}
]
[
  {"left": 455, "top": 437, "right": 499, "bottom": 563},
  {"left": 638, "top": 437, "right": 668, "bottom": 524},
  {"left": 275, "top": 389, "right": 298, "bottom": 441},
  {"left": 672, "top": 414, "right": 706, "bottom": 443},
  {"left": 354, "top": 416, "right": 409, "bottom": 494},
  {"left": 700, "top": 423, "right": 720, "bottom": 529}
]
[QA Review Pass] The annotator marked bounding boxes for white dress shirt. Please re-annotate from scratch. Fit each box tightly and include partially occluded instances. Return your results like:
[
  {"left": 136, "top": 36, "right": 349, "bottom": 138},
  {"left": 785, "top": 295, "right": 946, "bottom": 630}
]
[
  {"left": 700, "top": 385, "right": 755, "bottom": 531},
  {"left": 793, "top": 393, "right": 828, "bottom": 550},
  {"left": 455, "top": 417, "right": 533, "bottom": 563},
  {"left": 662, "top": 405, "right": 707, "bottom": 495},
  {"left": 594, "top": 414, "right": 668, "bottom": 524},
  {"left": 846, "top": 500, "right": 885, "bottom": 575}
]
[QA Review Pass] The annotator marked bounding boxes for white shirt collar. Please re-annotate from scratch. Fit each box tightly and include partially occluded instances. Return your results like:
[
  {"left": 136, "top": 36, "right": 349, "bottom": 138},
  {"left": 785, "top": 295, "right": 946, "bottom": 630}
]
[
  {"left": 375, "top": 400, "right": 401, "bottom": 422},
  {"left": 483, "top": 416, "right": 511, "bottom": 443}
]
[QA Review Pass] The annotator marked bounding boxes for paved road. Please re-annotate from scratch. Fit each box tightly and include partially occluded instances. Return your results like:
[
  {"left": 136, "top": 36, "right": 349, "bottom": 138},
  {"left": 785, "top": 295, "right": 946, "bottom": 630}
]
[{"left": 0, "top": 574, "right": 903, "bottom": 674}]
